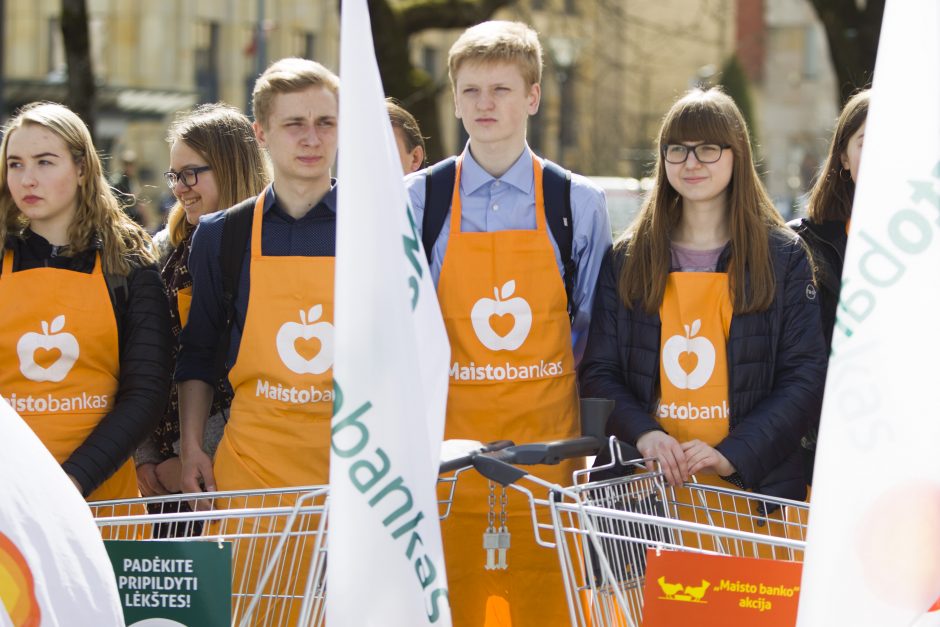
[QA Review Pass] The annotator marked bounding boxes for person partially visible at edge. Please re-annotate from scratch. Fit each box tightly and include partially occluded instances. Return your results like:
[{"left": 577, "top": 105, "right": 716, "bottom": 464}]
[
  {"left": 110, "top": 149, "right": 151, "bottom": 230},
  {"left": 404, "top": 21, "right": 611, "bottom": 627},
  {"left": 0, "top": 101, "right": 171, "bottom": 500},
  {"left": 790, "top": 88, "right": 869, "bottom": 484},
  {"left": 579, "top": 88, "right": 826, "bottom": 505},
  {"left": 176, "top": 58, "right": 339, "bottom": 496},
  {"left": 386, "top": 98, "right": 426, "bottom": 174},
  {"left": 136, "top": 103, "right": 270, "bottom": 500}
]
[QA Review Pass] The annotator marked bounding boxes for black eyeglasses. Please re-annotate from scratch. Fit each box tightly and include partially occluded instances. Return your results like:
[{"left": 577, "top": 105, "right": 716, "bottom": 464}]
[
  {"left": 662, "top": 143, "right": 731, "bottom": 164},
  {"left": 163, "top": 165, "right": 212, "bottom": 189}
]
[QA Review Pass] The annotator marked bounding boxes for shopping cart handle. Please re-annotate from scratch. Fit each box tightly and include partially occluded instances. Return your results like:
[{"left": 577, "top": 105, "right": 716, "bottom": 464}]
[
  {"left": 472, "top": 454, "right": 527, "bottom": 487},
  {"left": 490, "top": 436, "right": 603, "bottom": 466},
  {"left": 438, "top": 439, "right": 515, "bottom": 474}
]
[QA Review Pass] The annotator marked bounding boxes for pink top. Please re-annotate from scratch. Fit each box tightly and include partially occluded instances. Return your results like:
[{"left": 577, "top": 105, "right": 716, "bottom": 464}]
[{"left": 670, "top": 242, "right": 725, "bottom": 272}]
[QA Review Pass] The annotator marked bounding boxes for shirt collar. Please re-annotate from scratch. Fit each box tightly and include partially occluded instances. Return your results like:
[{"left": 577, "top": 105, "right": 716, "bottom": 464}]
[
  {"left": 264, "top": 179, "right": 338, "bottom": 215},
  {"left": 460, "top": 144, "right": 534, "bottom": 195}
]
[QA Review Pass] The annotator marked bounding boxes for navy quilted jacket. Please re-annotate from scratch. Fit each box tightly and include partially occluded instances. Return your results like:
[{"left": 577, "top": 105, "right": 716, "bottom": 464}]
[{"left": 579, "top": 230, "right": 827, "bottom": 500}]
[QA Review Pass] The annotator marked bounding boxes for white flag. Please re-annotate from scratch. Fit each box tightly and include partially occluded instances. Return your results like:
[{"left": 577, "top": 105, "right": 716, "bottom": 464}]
[
  {"left": 0, "top": 398, "right": 125, "bottom": 626},
  {"left": 797, "top": 1, "right": 940, "bottom": 625},
  {"left": 326, "top": 0, "right": 452, "bottom": 625}
]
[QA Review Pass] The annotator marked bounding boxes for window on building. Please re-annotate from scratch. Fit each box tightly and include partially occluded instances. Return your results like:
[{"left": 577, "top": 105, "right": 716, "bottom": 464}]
[
  {"left": 246, "top": 74, "right": 256, "bottom": 120},
  {"left": 560, "top": 64, "right": 577, "bottom": 149},
  {"left": 564, "top": 0, "right": 578, "bottom": 15},
  {"left": 195, "top": 21, "right": 220, "bottom": 104},
  {"left": 531, "top": 0, "right": 546, "bottom": 11},
  {"left": 48, "top": 18, "right": 66, "bottom": 78},
  {"left": 803, "top": 26, "right": 820, "bottom": 80},
  {"left": 422, "top": 46, "right": 439, "bottom": 81},
  {"left": 298, "top": 32, "right": 317, "bottom": 60},
  {"left": 529, "top": 77, "right": 545, "bottom": 152}
]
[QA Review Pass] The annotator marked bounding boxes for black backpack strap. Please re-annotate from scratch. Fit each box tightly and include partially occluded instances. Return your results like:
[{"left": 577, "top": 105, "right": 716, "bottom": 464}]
[
  {"left": 214, "top": 199, "right": 254, "bottom": 376},
  {"left": 104, "top": 272, "right": 129, "bottom": 315},
  {"left": 422, "top": 157, "right": 458, "bottom": 265},
  {"left": 104, "top": 271, "right": 129, "bottom": 348},
  {"left": 541, "top": 159, "right": 575, "bottom": 324}
]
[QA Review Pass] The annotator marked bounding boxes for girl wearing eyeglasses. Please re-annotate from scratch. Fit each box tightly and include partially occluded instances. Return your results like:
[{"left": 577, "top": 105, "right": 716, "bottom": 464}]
[
  {"left": 135, "top": 104, "right": 269, "bottom": 500},
  {"left": 580, "top": 88, "right": 827, "bottom": 514},
  {"left": 0, "top": 101, "right": 171, "bottom": 500},
  {"left": 790, "top": 89, "right": 868, "bottom": 484}
]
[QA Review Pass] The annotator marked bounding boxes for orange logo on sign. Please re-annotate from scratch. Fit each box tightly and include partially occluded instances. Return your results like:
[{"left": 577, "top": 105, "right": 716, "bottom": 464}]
[{"left": 658, "top": 576, "right": 710, "bottom": 603}]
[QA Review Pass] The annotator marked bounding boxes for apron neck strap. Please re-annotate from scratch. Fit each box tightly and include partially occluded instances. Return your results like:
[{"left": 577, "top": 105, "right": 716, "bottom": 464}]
[
  {"left": 2, "top": 249, "right": 12, "bottom": 275},
  {"left": 250, "top": 185, "right": 271, "bottom": 258}
]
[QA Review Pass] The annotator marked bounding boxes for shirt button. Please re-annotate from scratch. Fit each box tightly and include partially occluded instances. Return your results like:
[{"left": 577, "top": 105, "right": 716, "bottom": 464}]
[
  {"left": 492, "top": 204, "right": 499, "bottom": 211},
  {"left": 493, "top": 180, "right": 501, "bottom": 188}
]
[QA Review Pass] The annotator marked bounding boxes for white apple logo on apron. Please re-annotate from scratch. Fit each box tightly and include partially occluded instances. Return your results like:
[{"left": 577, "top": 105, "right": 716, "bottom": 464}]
[
  {"left": 16, "top": 315, "right": 80, "bottom": 383},
  {"left": 470, "top": 280, "right": 532, "bottom": 351},
  {"left": 661, "top": 319, "right": 716, "bottom": 390},
  {"left": 276, "top": 305, "right": 334, "bottom": 375}
]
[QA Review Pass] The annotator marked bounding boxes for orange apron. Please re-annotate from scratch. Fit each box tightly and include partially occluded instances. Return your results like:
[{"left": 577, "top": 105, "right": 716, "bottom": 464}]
[
  {"left": 0, "top": 250, "right": 137, "bottom": 501},
  {"left": 658, "top": 272, "right": 791, "bottom": 559},
  {"left": 176, "top": 286, "right": 192, "bottom": 328},
  {"left": 210, "top": 189, "right": 334, "bottom": 624},
  {"left": 437, "top": 155, "right": 580, "bottom": 626}
]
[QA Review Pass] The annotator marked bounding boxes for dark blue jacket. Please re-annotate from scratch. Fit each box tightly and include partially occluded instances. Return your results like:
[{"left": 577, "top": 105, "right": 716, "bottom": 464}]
[{"left": 578, "top": 230, "right": 827, "bottom": 500}]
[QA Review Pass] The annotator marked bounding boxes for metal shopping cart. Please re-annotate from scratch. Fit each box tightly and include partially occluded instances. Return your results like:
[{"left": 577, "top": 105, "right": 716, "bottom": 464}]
[
  {"left": 468, "top": 436, "right": 810, "bottom": 627},
  {"left": 91, "top": 486, "right": 329, "bottom": 627},
  {"left": 89, "top": 440, "right": 507, "bottom": 627}
]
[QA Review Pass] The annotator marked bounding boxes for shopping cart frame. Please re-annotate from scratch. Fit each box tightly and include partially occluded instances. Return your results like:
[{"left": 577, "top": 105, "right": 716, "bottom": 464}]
[
  {"left": 468, "top": 436, "right": 810, "bottom": 627},
  {"left": 92, "top": 485, "right": 330, "bottom": 627}
]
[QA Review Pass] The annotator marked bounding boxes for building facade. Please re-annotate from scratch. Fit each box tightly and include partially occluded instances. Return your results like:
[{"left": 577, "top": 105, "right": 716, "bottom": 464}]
[
  {"left": 1, "top": 1, "right": 839, "bottom": 221},
  {"left": 3, "top": 0, "right": 339, "bottom": 214}
]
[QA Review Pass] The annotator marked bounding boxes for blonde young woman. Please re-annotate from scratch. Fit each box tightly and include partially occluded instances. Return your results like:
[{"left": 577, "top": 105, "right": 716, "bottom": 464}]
[
  {"left": 580, "top": 88, "right": 827, "bottom": 505},
  {"left": 136, "top": 103, "right": 269, "bottom": 498},
  {"left": 0, "top": 101, "right": 171, "bottom": 500}
]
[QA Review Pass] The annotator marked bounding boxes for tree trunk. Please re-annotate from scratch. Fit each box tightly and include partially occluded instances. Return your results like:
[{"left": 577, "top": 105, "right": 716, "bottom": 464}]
[
  {"left": 809, "top": 0, "right": 885, "bottom": 105},
  {"left": 60, "top": 0, "right": 96, "bottom": 139}
]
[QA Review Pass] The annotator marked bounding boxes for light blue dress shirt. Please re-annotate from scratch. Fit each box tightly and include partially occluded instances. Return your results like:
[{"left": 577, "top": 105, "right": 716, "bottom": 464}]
[{"left": 405, "top": 144, "right": 612, "bottom": 363}]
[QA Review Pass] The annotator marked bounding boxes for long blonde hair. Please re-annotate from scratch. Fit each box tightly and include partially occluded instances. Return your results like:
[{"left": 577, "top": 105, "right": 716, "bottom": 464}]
[
  {"left": 620, "top": 88, "right": 787, "bottom": 315},
  {"left": 165, "top": 103, "right": 270, "bottom": 247},
  {"left": 0, "top": 101, "right": 154, "bottom": 275}
]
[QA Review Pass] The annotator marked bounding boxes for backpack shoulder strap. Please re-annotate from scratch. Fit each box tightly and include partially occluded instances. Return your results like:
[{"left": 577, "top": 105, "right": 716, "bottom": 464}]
[
  {"left": 422, "top": 157, "right": 458, "bottom": 265},
  {"left": 105, "top": 272, "right": 129, "bottom": 312},
  {"left": 541, "top": 159, "right": 575, "bottom": 324},
  {"left": 214, "top": 198, "right": 254, "bottom": 374},
  {"left": 104, "top": 271, "right": 129, "bottom": 348},
  {"left": 220, "top": 199, "right": 254, "bottom": 307}
]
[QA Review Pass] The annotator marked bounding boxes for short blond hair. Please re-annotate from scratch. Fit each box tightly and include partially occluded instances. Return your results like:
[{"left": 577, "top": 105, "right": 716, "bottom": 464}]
[
  {"left": 252, "top": 57, "right": 339, "bottom": 128},
  {"left": 448, "top": 21, "right": 543, "bottom": 89}
]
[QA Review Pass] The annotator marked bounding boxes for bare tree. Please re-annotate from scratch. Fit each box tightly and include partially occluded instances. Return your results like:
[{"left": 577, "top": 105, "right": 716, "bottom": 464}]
[
  {"left": 60, "top": 0, "right": 96, "bottom": 138},
  {"left": 367, "top": 0, "right": 514, "bottom": 161},
  {"left": 808, "top": 0, "right": 885, "bottom": 103}
]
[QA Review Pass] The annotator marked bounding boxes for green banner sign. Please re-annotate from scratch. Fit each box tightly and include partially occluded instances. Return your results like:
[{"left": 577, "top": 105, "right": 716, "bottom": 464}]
[{"left": 105, "top": 540, "right": 231, "bottom": 627}]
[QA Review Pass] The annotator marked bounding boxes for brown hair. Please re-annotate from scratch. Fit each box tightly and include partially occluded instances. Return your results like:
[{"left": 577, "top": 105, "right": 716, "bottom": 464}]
[
  {"left": 252, "top": 57, "right": 340, "bottom": 128},
  {"left": 165, "top": 103, "right": 270, "bottom": 246},
  {"left": 448, "top": 21, "right": 543, "bottom": 89},
  {"left": 620, "top": 88, "right": 787, "bottom": 315},
  {"left": 806, "top": 89, "right": 869, "bottom": 223},
  {"left": 386, "top": 98, "right": 426, "bottom": 155},
  {"left": 0, "top": 101, "right": 155, "bottom": 275}
]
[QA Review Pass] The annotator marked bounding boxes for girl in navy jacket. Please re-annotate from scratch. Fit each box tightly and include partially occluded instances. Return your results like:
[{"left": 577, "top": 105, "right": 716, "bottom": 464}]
[{"left": 579, "top": 88, "right": 827, "bottom": 501}]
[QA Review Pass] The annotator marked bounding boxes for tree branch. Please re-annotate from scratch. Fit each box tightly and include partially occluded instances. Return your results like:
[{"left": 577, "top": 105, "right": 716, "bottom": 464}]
[{"left": 400, "top": 0, "right": 514, "bottom": 36}]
